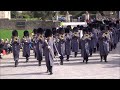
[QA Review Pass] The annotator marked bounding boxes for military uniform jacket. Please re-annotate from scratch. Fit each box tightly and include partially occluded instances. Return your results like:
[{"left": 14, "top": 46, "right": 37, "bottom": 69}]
[
  {"left": 57, "top": 38, "right": 65, "bottom": 56},
  {"left": 43, "top": 37, "right": 55, "bottom": 67},
  {"left": 71, "top": 35, "right": 79, "bottom": 52},
  {"left": 36, "top": 37, "right": 44, "bottom": 61},
  {"left": 11, "top": 37, "right": 20, "bottom": 61},
  {"left": 98, "top": 33, "right": 109, "bottom": 56},
  {"left": 81, "top": 38, "right": 90, "bottom": 58},
  {"left": 22, "top": 37, "right": 31, "bottom": 57},
  {"left": 65, "top": 33, "right": 71, "bottom": 55}
]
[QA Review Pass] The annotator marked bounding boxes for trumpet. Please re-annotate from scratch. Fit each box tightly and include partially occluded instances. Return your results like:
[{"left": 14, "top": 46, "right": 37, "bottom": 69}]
[
  {"left": 59, "top": 34, "right": 64, "bottom": 40},
  {"left": 82, "top": 34, "right": 91, "bottom": 40},
  {"left": 102, "top": 32, "right": 109, "bottom": 38},
  {"left": 73, "top": 32, "right": 79, "bottom": 37},
  {"left": 14, "top": 37, "right": 19, "bottom": 42}
]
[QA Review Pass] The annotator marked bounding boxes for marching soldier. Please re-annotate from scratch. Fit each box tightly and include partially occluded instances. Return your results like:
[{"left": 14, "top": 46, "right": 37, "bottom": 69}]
[
  {"left": 52, "top": 27, "right": 58, "bottom": 56},
  {"left": 71, "top": 27, "right": 79, "bottom": 57},
  {"left": 98, "top": 25, "right": 109, "bottom": 62},
  {"left": 43, "top": 29, "right": 57, "bottom": 75},
  {"left": 22, "top": 30, "right": 31, "bottom": 62},
  {"left": 36, "top": 28, "right": 44, "bottom": 66},
  {"left": 78, "top": 25, "right": 84, "bottom": 50},
  {"left": 57, "top": 28, "right": 65, "bottom": 65},
  {"left": 65, "top": 27, "right": 71, "bottom": 61},
  {"left": 91, "top": 23, "right": 98, "bottom": 53},
  {"left": 32, "top": 29, "right": 37, "bottom": 58},
  {"left": 11, "top": 30, "right": 20, "bottom": 67},
  {"left": 81, "top": 29, "right": 90, "bottom": 64}
]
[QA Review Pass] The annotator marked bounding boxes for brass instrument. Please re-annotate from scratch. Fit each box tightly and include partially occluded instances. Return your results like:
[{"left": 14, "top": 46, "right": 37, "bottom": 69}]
[
  {"left": 73, "top": 32, "right": 79, "bottom": 37},
  {"left": 102, "top": 32, "right": 109, "bottom": 38},
  {"left": 82, "top": 34, "right": 91, "bottom": 40},
  {"left": 59, "top": 34, "right": 64, "bottom": 40},
  {"left": 89, "top": 32, "right": 93, "bottom": 37},
  {"left": 14, "top": 37, "right": 19, "bottom": 42}
]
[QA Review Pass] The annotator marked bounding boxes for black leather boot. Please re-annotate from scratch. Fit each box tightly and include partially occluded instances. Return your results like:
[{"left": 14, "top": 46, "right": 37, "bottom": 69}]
[
  {"left": 66, "top": 55, "right": 69, "bottom": 61},
  {"left": 26, "top": 57, "right": 29, "bottom": 62},
  {"left": 15, "top": 60, "right": 18, "bottom": 67},
  {"left": 38, "top": 60, "right": 41, "bottom": 66}
]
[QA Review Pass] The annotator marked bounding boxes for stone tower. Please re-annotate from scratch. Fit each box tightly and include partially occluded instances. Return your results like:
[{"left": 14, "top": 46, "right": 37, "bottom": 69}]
[{"left": 0, "top": 11, "right": 11, "bottom": 19}]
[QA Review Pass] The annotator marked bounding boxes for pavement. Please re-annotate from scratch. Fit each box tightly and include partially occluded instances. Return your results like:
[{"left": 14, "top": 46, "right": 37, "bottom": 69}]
[{"left": 0, "top": 42, "right": 120, "bottom": 79}]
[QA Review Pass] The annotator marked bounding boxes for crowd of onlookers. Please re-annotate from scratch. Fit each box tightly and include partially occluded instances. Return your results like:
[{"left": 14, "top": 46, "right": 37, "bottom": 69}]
[{"left": 0, "top": 38, "right": 12, "bottom": 59}]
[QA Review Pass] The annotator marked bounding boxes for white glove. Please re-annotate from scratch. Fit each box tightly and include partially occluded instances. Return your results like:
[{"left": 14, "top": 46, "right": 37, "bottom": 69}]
[
  {"left": 58, "top": 54, "right": 61, "bottom": 57},
  {"left": 48, "top": 46, "right": 50, "bottom": 49},
  {"left": 45, "top": 39, "right": 47, "bottom": 43}
]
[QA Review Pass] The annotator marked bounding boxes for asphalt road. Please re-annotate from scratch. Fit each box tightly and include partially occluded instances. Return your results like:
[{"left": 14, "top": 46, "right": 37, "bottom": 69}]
[{"left": 0, "top": 42, "right": 120, "bottom": 79}]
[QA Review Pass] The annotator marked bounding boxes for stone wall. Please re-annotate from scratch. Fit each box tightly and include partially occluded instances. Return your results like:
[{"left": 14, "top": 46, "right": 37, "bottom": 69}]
[{"left": 0, "top": 19, "right": 60, "bottom": 30}]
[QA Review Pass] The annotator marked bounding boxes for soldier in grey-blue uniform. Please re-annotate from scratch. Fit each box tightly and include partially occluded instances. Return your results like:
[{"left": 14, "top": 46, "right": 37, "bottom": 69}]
[
  {"left": 77, "top": 25, "right": 84, "bottom": 50},
  {"left": 65, "top": 27, "right": 71, "bottom": 61},
  {"left": 11, "top": 30, "right": 20, "bottom": 67},
  {"left": 81, "top": 30, "right": 90, "bottom": 64},
  {"left": 71, "top": 27, "right": 79, "bottom": 57},
  {"left": 52, "top": 27, "right": 58, "bottom": 56},
  {"left": 36, "top": 28, "right": 44, "bottom": 66},
  {"left": 98, "top": 25, "right": 109, "bottom": 62},
  {"left": 32, "top": 29, "right": 37, "bottom": 58},
  {"left": 22, "top": 30, "right": 31, "bottom": 62},
  {"left": 57, "top": 28, "right": 65, "bottom": 65},
  {"left": 91, "top": 23, "right": 98, "bottom": 53},
  {"left": 43, "top": 29, "right": 57, "bottom": 75}
]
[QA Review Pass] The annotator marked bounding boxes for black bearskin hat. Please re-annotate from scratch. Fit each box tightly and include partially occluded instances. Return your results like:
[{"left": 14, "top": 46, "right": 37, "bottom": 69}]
[
  {"left": 83, "top": 27, "right": 88, "bottom": 33},
  {"left": 77, "top": 25, "right": 80, "bottom": 29},
  {"left": 67, "top": 25, "right": 72, "bottom": 30},
  {"left": 79, "top": 25, "right": 84, "bottom": 30},
  {"left": 65, "top": 28, "right": 70, "bottom": 33},
  {"left": 33, "top": 29, "right": 37, "bottom": 34},
  {"left": 73, "top": 27, "right": 78, "bottom": 32},
  {"left": 45, "top": 29, "right": 53, "bottom": 38},
  {"left": 58, "top": 28, "right": 65, "bottom": 34},
  {"left": 116, "top": 20, "right": 119, "bottom": 24},
  {"left": 37, "top": 28, "right": 44, "bottom": 34},
  {"left": 24, "top": 30, "right": 29, "bottom": 37},
  {"left": 52, "top": 27, "right": 57, "bottom": 35},
  {"left": 12, "top": 30, "right": 18, "bottom": 37}
]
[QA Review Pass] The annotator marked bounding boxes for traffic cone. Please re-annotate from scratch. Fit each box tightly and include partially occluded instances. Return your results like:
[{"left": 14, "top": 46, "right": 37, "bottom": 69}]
[{"left": 2, "top": 50, "right": 6, "bottom": 55}]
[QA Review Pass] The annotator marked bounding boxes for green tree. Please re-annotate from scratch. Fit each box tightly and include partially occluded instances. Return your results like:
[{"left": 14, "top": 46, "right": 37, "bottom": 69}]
[{"left": 11, "top": 11, "right": 18, "bottom": 18}]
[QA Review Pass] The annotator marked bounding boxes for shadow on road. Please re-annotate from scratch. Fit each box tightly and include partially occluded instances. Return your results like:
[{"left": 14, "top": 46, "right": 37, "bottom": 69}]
[{"left": 0, "top": 72, "right": 49, "bottom": 76}]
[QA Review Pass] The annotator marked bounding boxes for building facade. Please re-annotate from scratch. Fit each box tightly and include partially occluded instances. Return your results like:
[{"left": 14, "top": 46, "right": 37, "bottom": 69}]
[{"left": 0, "top": 11, "right": 11, "bottom": 19}]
